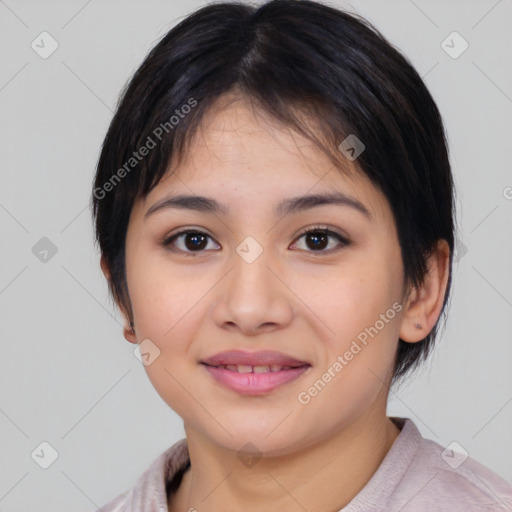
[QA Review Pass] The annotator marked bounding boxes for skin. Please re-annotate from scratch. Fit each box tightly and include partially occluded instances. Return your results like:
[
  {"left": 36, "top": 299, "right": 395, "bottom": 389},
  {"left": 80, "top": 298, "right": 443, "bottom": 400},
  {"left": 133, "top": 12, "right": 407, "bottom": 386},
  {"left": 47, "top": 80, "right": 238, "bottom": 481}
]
[{"left": 101, "top": 93, "right": 450, "bottom": 512}]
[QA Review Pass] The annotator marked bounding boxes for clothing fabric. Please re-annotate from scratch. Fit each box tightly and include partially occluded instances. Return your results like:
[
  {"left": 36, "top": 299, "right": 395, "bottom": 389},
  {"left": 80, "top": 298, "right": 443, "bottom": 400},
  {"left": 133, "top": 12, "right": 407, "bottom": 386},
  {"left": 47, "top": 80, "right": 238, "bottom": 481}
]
[{"left": 95, "top": 417, "right": 512, "bottom": 512}]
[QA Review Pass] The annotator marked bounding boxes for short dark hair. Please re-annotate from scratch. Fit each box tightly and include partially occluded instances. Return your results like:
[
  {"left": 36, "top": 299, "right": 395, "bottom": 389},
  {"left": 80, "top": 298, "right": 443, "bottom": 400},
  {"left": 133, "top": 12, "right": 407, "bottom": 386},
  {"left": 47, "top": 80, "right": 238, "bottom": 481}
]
[{"left": 91, "top": 0, "right": 455, "bottom": 386}]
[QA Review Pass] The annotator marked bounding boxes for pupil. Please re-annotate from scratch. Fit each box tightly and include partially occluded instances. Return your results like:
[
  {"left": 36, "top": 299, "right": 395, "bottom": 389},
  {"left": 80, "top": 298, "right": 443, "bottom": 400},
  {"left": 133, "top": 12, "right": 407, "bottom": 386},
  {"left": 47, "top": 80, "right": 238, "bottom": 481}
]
[
  {"left": 185, "top": 233, "right": 207, "bottom": 251},
  {"left": 307, "top": 232, "right": 327, "bottom": 250}
]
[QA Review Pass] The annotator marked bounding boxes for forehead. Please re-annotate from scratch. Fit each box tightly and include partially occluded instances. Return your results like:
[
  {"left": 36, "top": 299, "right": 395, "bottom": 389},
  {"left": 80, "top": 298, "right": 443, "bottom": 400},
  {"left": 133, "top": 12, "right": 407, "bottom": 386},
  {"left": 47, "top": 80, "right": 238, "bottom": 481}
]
[
  {"left": 175, "top": 95, "right": 350, "bottom": 179},
  {"left": 139, "top": 94, "right": 391, "bottom": 220}
]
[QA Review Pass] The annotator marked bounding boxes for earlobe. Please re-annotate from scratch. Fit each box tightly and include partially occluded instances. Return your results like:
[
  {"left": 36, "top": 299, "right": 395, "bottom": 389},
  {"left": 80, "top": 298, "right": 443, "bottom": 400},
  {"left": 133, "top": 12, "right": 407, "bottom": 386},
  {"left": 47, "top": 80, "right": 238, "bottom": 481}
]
[
  {"left": 100, "top": 255, "right": 138, "bottom": 345},
  {"left": 399, "top": 240, "right": 451, "bottom": 343},
  {"left": 123, "top": 322, "right": 138, "bottom": 345}
]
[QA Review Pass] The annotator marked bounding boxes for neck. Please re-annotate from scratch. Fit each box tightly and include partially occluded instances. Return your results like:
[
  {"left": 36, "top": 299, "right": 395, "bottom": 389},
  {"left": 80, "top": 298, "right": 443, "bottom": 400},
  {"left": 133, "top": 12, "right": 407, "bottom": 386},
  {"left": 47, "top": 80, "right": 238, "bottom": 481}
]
[{"left": 169, "top": 409, "right": 401, "bottom": 512}]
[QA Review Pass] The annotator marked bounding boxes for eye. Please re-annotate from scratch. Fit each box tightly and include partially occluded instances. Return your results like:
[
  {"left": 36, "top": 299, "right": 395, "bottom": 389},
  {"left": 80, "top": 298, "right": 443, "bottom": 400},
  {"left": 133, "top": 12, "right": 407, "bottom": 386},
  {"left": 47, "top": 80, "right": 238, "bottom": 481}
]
[
  {"left": 290, "top": 226, "right": 349, "bottom": 253},
  {"left": 163, "top": 229, "right": 220, "bottom": 253},
  {"left": 162, "top": 226, "right": 348, "bottom": 255}
]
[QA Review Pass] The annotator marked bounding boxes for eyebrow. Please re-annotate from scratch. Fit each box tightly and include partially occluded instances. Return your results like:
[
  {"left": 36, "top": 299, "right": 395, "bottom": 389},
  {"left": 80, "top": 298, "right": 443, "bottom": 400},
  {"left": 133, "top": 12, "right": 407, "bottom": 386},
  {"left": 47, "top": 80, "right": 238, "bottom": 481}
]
[{"left": 144, "top": 192, "right": 371, "bottom": 220}]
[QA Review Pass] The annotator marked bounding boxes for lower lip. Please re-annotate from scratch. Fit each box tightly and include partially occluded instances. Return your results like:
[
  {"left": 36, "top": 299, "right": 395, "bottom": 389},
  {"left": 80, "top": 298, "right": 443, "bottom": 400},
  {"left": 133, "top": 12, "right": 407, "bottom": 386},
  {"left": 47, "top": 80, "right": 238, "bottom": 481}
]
[{"left": 202, "top": 364, "right": 310, "bottom": 395}]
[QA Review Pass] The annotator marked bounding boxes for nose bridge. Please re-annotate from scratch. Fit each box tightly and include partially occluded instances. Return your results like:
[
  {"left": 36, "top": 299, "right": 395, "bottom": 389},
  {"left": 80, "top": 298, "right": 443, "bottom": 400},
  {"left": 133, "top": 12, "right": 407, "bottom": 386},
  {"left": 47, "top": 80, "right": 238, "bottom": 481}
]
[
  {"left": 212, "top": 238, "right": 293, "bottom": 333},
  {"left": 229, "top": 238, "right": 277, "bottom": 301},
  {"left": 231, "top": 240, "right": 275, "bottom": 295}
]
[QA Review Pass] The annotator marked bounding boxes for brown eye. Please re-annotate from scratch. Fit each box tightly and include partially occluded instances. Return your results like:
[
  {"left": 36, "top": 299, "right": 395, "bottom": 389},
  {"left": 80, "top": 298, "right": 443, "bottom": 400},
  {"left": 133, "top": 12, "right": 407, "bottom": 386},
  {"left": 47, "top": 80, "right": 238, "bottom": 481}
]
[
  {"left": 164, "top": 230, "right": 220, "bottom": 253},
  {"left": 291, "top": 228, "right": 349, "bottom": 253},
  {"left": 304, "top": 231, "right": 329, "bottom": 250}
]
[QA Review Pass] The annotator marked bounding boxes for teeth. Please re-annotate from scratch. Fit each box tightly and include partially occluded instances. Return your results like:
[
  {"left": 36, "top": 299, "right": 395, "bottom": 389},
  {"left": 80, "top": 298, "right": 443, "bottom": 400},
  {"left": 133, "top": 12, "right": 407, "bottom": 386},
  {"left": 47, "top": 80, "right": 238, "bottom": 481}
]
[
  {"left": 253, "top": 365, "right": 270, "bottom": 373},
  {"left": 215, "top": 364, "right": 297, "bottom": 373}
]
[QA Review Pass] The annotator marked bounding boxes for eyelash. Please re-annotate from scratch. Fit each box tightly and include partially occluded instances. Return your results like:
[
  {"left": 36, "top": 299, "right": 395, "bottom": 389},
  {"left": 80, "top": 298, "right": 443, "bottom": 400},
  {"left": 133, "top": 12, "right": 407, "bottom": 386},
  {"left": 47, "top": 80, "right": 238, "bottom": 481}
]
[{"left": 161, "top": 225, "right": 349, "bottom": 256}]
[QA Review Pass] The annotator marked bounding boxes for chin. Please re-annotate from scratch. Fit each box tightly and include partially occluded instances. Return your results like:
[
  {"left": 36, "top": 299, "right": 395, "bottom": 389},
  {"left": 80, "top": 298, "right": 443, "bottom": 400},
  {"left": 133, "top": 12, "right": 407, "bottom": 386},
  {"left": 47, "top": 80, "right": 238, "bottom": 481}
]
[{"left": 191, "top": 412, "right": 314, "bottom": 456}]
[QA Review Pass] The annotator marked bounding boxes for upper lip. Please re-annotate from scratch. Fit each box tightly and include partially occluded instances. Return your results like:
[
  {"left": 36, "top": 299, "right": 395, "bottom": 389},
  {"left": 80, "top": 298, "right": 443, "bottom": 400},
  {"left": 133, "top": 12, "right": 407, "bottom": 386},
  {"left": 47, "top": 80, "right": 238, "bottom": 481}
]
[{"left": 201, "top": 350, "right": 310, "bottom": 367}]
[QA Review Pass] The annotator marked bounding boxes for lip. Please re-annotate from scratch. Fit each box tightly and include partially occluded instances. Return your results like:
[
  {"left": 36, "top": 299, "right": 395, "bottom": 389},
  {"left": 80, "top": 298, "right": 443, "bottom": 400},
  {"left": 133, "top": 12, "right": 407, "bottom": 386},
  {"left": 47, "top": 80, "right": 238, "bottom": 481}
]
[
  {"left": 202, "top": 365, "right": 311, "bottom": 395},
  {"left": 201, "top": 350, "right": 310, "bottom": 367},
  {"left": 200, "top": 350, "right": 311, "bottom": 395}
]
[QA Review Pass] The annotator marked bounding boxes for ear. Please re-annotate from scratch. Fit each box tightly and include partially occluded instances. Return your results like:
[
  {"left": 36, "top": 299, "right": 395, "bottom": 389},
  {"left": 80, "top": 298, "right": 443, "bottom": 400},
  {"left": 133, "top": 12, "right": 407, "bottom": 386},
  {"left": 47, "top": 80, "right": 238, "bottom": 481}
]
[
  {"left": 100, "top": 255, "right": 138, "bottom": 345},
  {"left": 399, "top": 240, "right": 451, "bottom": 342}
]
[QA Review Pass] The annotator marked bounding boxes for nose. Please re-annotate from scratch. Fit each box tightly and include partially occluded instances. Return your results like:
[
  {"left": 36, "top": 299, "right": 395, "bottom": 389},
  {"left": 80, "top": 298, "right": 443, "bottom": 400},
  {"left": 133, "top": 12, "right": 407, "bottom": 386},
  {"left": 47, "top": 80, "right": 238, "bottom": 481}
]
[{"left": 211, "top": 248, "right": 294, "bottom": 336}]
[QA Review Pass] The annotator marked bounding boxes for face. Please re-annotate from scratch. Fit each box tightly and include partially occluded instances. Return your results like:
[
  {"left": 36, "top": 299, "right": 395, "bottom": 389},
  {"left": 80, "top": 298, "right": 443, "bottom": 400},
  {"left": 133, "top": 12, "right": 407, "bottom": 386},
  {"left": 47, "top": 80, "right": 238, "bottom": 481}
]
[{"left": 123, "top": 95, "right": 406, "bottom": 456}]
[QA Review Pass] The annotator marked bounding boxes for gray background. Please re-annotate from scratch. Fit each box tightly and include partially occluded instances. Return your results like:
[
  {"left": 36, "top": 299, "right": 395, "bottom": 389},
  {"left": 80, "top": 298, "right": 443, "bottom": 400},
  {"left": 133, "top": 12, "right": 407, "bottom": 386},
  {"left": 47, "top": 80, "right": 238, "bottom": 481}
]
[{"left": 0, "top": 0, "right": 511, "bottom": 510}]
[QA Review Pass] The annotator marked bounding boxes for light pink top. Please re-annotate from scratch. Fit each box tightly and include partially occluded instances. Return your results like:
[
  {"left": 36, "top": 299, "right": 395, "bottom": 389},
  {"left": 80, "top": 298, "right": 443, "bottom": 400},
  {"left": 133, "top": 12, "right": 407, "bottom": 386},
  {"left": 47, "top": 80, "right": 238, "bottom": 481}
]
[{"left": 96, "top": 417, "right": 512, "bottom": 511}]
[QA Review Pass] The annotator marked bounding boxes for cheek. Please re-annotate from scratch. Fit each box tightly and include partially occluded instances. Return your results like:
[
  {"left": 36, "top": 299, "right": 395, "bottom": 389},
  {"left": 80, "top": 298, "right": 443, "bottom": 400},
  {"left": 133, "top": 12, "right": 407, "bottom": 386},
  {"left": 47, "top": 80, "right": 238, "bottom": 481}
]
[
  {"left": 298, "top": 262, "right": 400, "bottom": 343},
  {"left": 125, "top": 249, "right": 213, "bottom": 407},
  {"left": 127, "top": 246, "right": 199, "bottom": 336},
  {"left": 128, "top": 276, "right": 202, "bottom": 419},
  {"left": 292, "top": 250, "right": 403, "bottom": 402}
]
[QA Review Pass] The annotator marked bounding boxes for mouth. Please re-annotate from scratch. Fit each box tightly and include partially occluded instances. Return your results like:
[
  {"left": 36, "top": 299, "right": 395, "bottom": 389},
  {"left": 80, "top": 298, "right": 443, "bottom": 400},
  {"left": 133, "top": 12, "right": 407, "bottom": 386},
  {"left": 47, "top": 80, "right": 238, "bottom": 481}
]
[
  {"left": 200, "top": 350, "right": 311, "bottom": 395},
  {"left": 202, "top": 363, "right": 305, "bottom": 373}
]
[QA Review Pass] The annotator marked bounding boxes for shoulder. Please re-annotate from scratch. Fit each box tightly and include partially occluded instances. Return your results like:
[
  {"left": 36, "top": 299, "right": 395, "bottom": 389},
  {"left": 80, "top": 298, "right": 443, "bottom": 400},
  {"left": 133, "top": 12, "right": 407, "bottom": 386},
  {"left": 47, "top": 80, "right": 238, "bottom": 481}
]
[
  {"left": 385, "top": 418, "right": 512, "bottom": 512},
  {"left": 97, "top": 490, "right": 130, "bottom": 512},
  {"left": 94, "top": 438, "right": 189, "bottom": 512}
]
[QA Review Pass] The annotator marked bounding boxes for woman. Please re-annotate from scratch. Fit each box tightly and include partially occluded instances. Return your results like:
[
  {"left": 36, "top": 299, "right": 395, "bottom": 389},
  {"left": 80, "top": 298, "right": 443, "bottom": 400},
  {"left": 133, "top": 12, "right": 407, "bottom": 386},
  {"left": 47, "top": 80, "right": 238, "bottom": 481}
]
[{"left": 91, "top": 1, "right": 512, "bottom": 510}]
